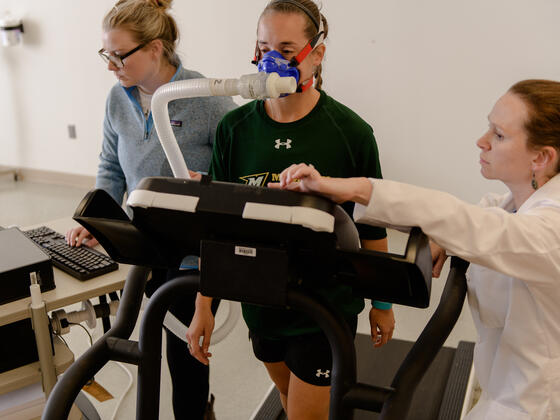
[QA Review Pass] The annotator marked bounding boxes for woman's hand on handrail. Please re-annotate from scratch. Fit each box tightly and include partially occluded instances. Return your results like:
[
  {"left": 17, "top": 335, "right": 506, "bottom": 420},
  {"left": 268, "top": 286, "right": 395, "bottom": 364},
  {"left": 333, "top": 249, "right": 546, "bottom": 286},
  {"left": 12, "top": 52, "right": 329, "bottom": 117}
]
[
  {"left": 430, "top": 240, "right": 447, "bottom": 278},
  {"left": 268, "top": 163, "right": 373, "bottom": 205}
]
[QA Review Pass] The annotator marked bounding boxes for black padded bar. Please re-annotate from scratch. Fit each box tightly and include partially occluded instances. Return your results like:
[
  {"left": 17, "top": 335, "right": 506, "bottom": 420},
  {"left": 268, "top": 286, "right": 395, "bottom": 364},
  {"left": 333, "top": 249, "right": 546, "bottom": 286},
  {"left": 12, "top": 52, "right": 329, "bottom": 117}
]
[
  {"left": 74, "top": 189, "right": 170, "bottom": 268},
  {"left": 134, "top": 177, "right": 335, "bottom": 215},
  {"left": 337, "top": 228, "right": 432, "bottom": 308}
]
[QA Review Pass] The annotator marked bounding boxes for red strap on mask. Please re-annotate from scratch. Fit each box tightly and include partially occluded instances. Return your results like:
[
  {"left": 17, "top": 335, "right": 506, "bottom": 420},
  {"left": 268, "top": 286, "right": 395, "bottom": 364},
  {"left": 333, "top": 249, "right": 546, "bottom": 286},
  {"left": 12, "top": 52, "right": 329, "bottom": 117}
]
[
  {"left": 297, "top": 77, "right": 314, "bottom": 93},
  {"left": 290, "top": 43, "right": 313, "bottom": 67}
]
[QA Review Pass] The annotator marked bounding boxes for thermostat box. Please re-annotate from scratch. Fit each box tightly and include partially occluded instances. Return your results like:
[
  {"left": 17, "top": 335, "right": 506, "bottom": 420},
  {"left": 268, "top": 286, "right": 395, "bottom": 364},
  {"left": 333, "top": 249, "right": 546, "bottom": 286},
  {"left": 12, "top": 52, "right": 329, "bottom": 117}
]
[{"left": 0, "top": 228, "right": 55, "bottom": 305}]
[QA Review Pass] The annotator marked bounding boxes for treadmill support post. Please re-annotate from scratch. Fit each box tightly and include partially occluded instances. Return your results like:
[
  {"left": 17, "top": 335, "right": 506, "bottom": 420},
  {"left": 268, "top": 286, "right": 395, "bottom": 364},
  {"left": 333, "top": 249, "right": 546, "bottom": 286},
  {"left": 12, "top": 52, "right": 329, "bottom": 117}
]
[{"left": 136, "top": 274, "right": 200, "bottom": 419}]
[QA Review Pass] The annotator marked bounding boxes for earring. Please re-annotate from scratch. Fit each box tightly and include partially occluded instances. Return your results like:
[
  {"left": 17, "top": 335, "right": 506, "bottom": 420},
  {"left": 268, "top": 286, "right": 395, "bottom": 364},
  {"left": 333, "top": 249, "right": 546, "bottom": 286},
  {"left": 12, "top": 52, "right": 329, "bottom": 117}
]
[{"left": 531, "top": 171, "right": 538, "bottom": 190}]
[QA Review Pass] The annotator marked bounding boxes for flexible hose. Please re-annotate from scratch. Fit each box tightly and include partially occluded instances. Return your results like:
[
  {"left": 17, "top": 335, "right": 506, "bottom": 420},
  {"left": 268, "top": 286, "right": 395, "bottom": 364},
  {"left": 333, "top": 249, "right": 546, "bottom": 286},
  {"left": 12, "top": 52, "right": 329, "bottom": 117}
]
[{"left": 151, "top": 72, "right": 296, "bottom": 179}]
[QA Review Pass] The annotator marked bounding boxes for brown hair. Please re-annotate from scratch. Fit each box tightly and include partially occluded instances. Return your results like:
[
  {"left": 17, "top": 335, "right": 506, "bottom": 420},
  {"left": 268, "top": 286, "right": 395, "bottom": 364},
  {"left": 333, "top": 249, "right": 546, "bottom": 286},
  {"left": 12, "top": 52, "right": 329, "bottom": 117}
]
[
  {"left": 261, "top": 0, "right": 329, "bottom": 90},
  {"left": 509, "top": 79, "right": 560, "bottom": 172},
  {"left": 103, "top": 0, "right": 179, "bottom": 66}
]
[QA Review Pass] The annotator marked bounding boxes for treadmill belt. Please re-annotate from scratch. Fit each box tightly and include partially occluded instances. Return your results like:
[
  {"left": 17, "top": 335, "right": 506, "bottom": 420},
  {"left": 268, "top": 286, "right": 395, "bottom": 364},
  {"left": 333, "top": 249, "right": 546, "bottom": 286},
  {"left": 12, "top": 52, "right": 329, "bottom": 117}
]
[
  {"left": 252, "top": 334, "right": 473, "bottom": 420},
  {"left": 354, "top": 334, "right": 455, "bottom": 420}
]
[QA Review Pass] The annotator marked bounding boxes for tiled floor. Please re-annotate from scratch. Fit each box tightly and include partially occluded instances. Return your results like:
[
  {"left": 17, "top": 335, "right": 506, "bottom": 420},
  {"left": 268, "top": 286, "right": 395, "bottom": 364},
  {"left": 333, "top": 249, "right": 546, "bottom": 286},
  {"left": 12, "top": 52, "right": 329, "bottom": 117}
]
[{"left": 0, "top": 176, "right": 477, "bottom": 419}]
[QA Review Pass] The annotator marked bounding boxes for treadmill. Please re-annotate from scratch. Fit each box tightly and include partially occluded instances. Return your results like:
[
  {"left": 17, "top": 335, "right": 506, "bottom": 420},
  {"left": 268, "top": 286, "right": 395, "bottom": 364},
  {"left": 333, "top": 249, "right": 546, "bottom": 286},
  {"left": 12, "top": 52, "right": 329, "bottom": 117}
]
[
  {"left": 42, "top": 176, "right": 472, "bottom": 420},
  {"left": 42, "top": 73, "right": 474, "bottom": 420}
]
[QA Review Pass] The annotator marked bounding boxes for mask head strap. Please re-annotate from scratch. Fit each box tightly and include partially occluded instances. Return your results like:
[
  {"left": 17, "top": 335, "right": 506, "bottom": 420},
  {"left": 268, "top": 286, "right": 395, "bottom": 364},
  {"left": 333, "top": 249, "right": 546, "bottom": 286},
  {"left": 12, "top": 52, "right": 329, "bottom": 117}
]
[
  {"left": 252, "top": 0, "right": 325, "bottom": 66},
  {"left": 268, "top": 0, "right": 320, "bottom": 30},
  {"left": 252, "top": 42, "right": 260, "bottom": 65},
  {"left": 289, "top": 18, "right": 324, "bottom": 67},
  {"left": 296, "top": 77, "right": 314, "bottom": 93}
]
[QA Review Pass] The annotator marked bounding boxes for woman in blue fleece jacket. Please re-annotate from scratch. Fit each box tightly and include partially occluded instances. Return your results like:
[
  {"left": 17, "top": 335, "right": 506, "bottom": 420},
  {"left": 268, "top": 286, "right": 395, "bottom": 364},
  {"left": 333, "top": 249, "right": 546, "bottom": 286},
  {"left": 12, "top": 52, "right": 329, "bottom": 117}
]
[{"left": 66, "top": 0, "right": 236, "bottom": 418}]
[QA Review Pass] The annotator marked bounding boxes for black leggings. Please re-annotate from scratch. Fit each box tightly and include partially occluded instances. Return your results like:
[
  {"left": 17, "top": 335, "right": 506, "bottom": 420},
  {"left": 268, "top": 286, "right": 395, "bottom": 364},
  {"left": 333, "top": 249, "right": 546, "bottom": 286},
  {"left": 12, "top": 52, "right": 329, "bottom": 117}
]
[{"left": 146, "top": 268, "right": 219, "bottom": 420}]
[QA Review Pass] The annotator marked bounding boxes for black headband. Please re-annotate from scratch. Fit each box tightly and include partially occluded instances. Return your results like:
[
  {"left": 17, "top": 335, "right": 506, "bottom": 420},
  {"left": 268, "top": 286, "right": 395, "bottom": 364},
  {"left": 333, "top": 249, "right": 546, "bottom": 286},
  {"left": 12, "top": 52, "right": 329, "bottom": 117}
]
[{"left": 268, "top": 0, "right": 320, "bottom": 30}]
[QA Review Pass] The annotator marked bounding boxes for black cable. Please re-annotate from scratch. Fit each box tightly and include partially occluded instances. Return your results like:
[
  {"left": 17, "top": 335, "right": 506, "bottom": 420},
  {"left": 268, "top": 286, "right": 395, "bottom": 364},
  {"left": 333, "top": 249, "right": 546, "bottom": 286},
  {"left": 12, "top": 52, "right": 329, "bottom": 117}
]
[
  {"left": 55, "top": 326, "right": 96, "bottom": 385},
  {"left": 54, "top": 332, "right": 70, "bottom": 350}
]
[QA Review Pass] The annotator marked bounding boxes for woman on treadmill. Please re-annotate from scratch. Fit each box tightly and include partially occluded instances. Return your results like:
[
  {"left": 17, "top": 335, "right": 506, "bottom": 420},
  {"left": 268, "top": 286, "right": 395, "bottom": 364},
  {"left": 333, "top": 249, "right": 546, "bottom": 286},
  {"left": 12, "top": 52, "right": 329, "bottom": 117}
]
[
  {"left": 271, "top": 80, "right": 560, "bottom": 420},
  {"left": 186, "top": 1, "right": 394, "bottom": 418}
]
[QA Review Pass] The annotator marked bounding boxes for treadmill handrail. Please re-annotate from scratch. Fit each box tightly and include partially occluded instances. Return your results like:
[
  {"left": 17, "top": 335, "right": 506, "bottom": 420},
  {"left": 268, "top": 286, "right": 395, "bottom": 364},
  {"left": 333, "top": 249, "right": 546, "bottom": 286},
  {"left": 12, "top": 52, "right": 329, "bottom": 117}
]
[{"left": 378, "top": 256, "right": 470, "bottom": 419}]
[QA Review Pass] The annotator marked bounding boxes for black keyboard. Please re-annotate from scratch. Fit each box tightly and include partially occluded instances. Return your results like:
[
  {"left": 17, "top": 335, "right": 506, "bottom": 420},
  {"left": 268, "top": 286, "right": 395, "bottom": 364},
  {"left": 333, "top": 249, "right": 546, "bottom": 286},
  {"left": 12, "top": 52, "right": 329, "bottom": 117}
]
[{"left": 22, "top": 226, "right": 118, "bottom": 281}]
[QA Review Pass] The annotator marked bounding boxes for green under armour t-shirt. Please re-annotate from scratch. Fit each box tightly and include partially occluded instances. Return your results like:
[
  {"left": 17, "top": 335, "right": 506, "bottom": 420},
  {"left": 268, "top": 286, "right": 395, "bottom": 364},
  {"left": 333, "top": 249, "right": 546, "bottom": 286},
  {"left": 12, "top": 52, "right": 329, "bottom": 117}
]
[{"left": 210, "top": 90, "right": 387, "bottom": 338}]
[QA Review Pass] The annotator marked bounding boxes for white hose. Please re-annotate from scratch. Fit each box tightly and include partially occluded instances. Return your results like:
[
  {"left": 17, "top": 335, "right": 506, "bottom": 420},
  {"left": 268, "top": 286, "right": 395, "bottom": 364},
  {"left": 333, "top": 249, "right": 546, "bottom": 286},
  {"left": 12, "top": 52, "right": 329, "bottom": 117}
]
[
  {"left": 110, "top": 362, "right": 134, "bottom": 420},
  {"left": 151, "top": 72, "right": 296, "bottom": 179}
]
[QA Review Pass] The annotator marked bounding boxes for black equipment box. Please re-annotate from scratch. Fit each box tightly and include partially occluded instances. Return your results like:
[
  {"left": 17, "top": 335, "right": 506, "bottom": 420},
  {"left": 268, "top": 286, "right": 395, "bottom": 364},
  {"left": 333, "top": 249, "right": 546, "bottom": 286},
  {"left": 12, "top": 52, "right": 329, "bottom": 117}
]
[
  {"left": 0, "top": 228, "right": 55, "bottom": 305},
  {"left": 0, "top": 318, "right": 40, "bottom": 373}
]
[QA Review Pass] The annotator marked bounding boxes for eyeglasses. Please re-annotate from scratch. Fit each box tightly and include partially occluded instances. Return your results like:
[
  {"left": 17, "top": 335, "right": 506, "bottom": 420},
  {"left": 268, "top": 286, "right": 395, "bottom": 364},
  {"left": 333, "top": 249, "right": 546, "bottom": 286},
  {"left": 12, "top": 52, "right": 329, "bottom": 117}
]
[{"left": 98, "top": 43, "right": 146, "bottom": 69}]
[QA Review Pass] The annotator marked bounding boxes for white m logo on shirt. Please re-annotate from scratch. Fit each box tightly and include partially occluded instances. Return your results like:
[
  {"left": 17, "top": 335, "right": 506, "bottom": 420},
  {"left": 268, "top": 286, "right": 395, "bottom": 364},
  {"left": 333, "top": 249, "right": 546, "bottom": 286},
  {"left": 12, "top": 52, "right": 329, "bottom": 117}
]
[{"left": 246, "top": 176, "right": 265, "bottom": 186}]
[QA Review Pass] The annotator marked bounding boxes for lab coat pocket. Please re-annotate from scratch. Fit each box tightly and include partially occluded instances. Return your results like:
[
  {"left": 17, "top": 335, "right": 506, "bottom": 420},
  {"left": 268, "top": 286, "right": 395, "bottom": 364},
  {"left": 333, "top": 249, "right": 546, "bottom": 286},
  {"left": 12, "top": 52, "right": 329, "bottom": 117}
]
[{"left": 468, "top": 265, "right": 510, "bottom": 328}]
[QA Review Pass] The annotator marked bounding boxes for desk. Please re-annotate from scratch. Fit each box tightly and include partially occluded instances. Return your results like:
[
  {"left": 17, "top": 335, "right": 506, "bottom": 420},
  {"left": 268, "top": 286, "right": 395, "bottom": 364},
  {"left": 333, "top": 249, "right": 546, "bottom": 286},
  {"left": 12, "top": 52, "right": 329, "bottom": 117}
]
[
  {"left": 0, "top": 217, "right": 130, "bottom": 409},
  {"left": 0, "top": 218, "right": 130, "bottom": 327}
]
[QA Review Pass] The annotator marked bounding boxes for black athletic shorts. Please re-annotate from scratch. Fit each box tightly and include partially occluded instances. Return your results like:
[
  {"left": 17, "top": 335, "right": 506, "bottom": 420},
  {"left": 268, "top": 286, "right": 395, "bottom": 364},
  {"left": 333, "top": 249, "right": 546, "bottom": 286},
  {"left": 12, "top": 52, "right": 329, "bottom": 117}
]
[{"left": 249, "top": 316, "right": 358, "bottom": 386}]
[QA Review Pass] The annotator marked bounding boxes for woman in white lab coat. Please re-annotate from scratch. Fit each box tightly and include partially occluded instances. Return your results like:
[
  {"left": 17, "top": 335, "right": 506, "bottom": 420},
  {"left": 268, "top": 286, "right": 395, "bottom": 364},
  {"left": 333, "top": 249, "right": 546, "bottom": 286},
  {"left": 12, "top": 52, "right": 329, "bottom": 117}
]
[{"left": 271, "top": 79, "right": 560, "bottom": 420}]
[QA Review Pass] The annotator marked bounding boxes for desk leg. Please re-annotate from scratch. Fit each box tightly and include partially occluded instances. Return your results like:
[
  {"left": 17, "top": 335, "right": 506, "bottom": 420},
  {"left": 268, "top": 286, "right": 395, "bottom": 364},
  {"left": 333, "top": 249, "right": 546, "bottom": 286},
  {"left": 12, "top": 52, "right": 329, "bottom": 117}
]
[{"left": 30, "top": 305, "right": 57, "bottom": 397}]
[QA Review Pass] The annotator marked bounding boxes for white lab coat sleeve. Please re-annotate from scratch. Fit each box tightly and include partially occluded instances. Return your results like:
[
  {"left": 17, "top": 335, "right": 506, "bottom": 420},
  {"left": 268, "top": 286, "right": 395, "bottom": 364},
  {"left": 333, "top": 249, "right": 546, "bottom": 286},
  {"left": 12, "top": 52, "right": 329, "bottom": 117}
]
[
  {"left": 477, "top": 192, "right": 509, "bottom": 208},
  {"left": 353, "top": 179, "right": 560, "bottom": 285}
]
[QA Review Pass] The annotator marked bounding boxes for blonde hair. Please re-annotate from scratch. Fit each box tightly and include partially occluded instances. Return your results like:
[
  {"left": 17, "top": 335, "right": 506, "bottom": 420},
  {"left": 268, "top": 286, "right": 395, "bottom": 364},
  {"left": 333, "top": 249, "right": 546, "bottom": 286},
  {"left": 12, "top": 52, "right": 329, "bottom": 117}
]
[
  {"left": 261, "top": 0, "right": 329, "bottom": 90},
  {"left": 103, "top": 0, "right": 179, "bottom": 66}
]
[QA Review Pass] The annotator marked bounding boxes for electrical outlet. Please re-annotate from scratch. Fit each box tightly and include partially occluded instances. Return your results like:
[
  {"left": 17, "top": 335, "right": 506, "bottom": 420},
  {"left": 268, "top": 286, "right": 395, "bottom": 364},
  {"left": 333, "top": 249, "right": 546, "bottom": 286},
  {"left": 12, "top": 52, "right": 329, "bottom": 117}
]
[{"left": 68, "top": 124, "right": 77, "bottom": 139}]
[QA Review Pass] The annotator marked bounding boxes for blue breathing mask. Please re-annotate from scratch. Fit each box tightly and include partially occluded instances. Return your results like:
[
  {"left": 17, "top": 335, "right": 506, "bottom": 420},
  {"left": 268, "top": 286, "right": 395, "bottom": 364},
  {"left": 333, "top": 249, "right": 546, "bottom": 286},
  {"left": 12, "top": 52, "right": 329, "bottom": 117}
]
[
  {"left": 252, "top": 15, "right": 325, "bottom": 96},
  {"left": 257, "top": 50, "right": 300, "bottom": 94}
]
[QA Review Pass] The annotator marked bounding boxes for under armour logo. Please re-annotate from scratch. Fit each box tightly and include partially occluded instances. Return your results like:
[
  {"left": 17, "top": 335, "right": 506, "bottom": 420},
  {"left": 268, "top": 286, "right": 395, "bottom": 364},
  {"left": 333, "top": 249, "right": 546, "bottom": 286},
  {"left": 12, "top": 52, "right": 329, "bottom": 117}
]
[
  {"left": 274, "top": 138, "right": 292, "bottom": 149},
  {"left": 316, "top": 369, "right": 330, "bottom": 378}
]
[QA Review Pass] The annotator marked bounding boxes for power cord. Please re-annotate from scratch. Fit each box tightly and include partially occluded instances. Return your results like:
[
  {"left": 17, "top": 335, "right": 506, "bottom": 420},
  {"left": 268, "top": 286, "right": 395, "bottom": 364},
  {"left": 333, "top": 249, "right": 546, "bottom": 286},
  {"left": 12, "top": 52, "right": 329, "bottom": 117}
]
[
  {"left": 110, "top": 361, "right": 134, "bottom": 420},
  {"left": 68, "top": 322, "right": 93, "bottom": 347},
  {"left": 53, "top": 303, "right": 132, "bottom": 418}
]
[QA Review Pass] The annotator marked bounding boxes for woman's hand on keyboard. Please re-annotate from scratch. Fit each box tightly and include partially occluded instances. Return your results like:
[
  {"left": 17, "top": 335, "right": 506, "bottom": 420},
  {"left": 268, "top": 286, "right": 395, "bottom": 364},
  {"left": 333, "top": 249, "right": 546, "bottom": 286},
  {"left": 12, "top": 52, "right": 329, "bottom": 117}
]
[{"left": 66, "top": 226, "right": 99, "bottom": 248}]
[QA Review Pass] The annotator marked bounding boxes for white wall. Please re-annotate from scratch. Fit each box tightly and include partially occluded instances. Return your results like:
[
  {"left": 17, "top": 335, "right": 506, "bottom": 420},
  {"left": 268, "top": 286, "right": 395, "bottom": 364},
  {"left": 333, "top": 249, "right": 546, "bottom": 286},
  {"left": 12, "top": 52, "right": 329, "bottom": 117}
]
[{"left": 1, "top": 0, "right": 560, "bottom": 203}]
